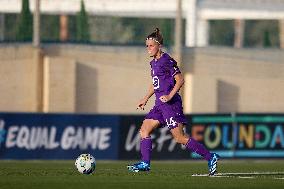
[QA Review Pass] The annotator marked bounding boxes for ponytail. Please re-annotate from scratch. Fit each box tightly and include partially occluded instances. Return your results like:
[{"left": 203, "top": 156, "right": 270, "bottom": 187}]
[{"left": 146, "top": 28, "right": 163, "bottom": 45}]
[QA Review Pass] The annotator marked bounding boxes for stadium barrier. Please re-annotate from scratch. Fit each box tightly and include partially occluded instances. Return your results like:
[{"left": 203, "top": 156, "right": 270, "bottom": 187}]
[
  {"left": 0, "top": 113, "right": 120, "bottom": 159},
  {"left": 0, "top": 113, "right": 283, "bottom": 159}
]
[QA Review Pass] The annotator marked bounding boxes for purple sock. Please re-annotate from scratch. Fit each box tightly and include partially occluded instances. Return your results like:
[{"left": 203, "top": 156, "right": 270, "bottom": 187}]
[
  {"left": 186, "top": 138, "right": 211, "bottom": 161},
  {"left": 140, "top": 137, "right": 152, "bottom": 163}
]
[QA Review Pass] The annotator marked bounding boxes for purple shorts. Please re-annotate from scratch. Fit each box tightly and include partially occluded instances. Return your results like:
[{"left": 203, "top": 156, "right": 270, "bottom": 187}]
[{"left": 145, "top": 99, "right": 187, "bottom": 130}]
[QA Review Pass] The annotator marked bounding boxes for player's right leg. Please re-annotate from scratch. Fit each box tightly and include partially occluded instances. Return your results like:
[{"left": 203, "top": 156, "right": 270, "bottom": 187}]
[{"left": 127, "top": 119, "right": 160, "bottom": 172}]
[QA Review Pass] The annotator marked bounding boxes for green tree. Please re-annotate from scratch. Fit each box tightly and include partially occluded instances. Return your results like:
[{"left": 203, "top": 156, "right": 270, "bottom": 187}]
[
  {"left": 263, "top": 30, "right": 271, "bottom": 47},
  {"left": 15, "top": 0, "right": 33, "bottom": 41},
  {"left": 121, "top": 17, "right": 175, "bottom": 46},
  {"left": 41, "top": 15, "right": 59, "bottom": 42},
  {"left": 76, "top": 0, "right": 90, "bottom": 42}
]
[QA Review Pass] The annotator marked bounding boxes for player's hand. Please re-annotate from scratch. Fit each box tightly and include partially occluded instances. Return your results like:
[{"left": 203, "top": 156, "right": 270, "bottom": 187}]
[
  {"left": 159, "top": 95, "right": 171, "bottom": 103},
  {"left": 136, "top": 98, "right": 147, "bottom": 110}
]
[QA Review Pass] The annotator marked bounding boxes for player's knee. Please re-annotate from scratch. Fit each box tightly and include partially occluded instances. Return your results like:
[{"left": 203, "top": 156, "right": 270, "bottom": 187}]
[
  {"left": 139, "top": 128, "right": 148, "bottom": 138},
  {"left": 139, "top": 121, "right": 150, "bottom": 138},
  {"left": 173, "top": 135, "right": 187, "bottom": 145},
  {"left": 173, "top": 136, "right": 183, "bottom": 144}
]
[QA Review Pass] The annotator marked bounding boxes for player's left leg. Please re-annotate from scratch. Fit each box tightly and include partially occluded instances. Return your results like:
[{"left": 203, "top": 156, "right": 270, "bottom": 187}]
[
  {"left": 171, "top": 124, "right": 212, "bottom": 160},
  {"left": 170, "top": 124, "right": 220, "bottom": 176},
  {"left": 171, "top": 124, "right": 213, "bottom": 160}
]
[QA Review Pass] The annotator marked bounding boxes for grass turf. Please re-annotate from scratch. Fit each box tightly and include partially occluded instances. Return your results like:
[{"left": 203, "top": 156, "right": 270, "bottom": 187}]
[{"left": 0, "top": 160, "right": 284, "bottom": 189}]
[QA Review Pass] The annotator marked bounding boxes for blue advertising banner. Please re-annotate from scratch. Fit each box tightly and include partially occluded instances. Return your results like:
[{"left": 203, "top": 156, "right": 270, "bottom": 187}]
[
  {"left": 0, "top": 113, "right": 283, "bottom": 160},
  {"left": 118, "top": 114, "right": 284, "bottom": 159},
  {"left": 118, "top": 115, "right": 192, "bottom": 160},
  {"left": 191, "top": 114, "right": 284, "bottom": 158},
  {"left": 0, "top": 113, "right": 120, "bottom": 160}
]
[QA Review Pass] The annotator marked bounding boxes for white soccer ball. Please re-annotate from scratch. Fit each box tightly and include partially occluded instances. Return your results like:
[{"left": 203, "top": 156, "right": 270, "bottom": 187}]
[{"left": 75, "top": 154, "right": 96, "bottom": 174}]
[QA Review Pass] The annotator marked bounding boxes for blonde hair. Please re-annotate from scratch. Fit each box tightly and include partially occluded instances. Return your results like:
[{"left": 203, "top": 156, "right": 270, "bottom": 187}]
[{"left": 146, "top": 28, "right": 163, "bottom": 45}]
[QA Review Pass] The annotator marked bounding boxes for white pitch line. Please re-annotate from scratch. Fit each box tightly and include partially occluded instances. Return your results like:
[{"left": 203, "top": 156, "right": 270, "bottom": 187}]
[
  {"left": 192, "top": 174, "right": 255, "bottom": 178},
  {"left": 238, "top": 176, "right": 254, "bottom": 179},
  {"left": 217, "top": 172, "right": 284, "bottom": 176},
  {"left": 209, "top": 175, "right": 231, "bottom": 178},
  {"left": 192, "top": 171, "right": 284, "bottom": 178},
  {"left": 192, "top": 174, "right": 208, "bottom": 177}
]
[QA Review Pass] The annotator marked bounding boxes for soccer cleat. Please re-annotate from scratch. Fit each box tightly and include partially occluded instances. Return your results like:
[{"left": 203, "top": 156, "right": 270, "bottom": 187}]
[
  {"left": 127, "top": 161, "right": 150, "bottom": 172},
  {"left": 208, "top": 153, "right": 220, "bottom": 176}
]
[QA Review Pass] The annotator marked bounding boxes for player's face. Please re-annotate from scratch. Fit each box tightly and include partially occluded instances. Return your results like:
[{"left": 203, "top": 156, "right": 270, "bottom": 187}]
[{"left": 146, "top": 39, "right": 161, "bottom": 57}]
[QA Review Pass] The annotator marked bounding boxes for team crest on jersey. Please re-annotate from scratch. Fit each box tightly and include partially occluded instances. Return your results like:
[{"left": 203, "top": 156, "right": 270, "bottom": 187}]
[{"left": 152, "top": 76, "right": 159, "bottom": 89}]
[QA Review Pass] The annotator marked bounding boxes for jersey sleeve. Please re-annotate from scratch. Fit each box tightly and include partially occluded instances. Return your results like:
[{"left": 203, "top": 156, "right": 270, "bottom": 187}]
[{"left": 168, "top": 58, "right": 181, "bottom": 77}]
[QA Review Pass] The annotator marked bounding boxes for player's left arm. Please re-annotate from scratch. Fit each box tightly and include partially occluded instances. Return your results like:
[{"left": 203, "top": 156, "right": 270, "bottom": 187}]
[{"left": 159, "top": 73, "right": 184, "bottom": 103}]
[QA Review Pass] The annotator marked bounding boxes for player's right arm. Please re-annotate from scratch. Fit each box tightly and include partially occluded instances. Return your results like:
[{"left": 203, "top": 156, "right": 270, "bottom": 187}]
[{"left": 137, "top": 84, "right": 154, "bottom": 110}]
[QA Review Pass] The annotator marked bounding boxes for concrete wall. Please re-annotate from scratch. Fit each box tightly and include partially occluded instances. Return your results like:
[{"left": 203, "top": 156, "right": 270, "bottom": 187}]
[
  {"left": 183, "top": 47, "right": 284, "bottom": 113},
  {"left": 43, "top": 44, "right": 154, "bottom": 113},
  {"left": 0, "top": 44, "right": 284, "bottom": 113},
  {"left": 0, "top": 45, "right": 42, "bottom": 112},
  {"left": 43, "top": 57, "right": 76, "bottom": 112}
]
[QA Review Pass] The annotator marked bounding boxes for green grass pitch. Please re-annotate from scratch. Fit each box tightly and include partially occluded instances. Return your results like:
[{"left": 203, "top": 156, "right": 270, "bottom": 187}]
[{"left": 0, "top": 160, "right": 284, "bottom": 189}]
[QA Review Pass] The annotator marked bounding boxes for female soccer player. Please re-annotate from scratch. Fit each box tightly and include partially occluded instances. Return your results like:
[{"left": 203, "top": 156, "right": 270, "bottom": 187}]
[{"left": 127, "top": 28, "right": 219, "bottom": 175}]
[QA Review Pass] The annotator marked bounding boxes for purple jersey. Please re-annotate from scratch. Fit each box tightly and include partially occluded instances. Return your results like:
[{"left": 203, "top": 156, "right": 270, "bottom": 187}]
[{"left": 150, "top": 53, "right": 181, "bottom": 105}]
